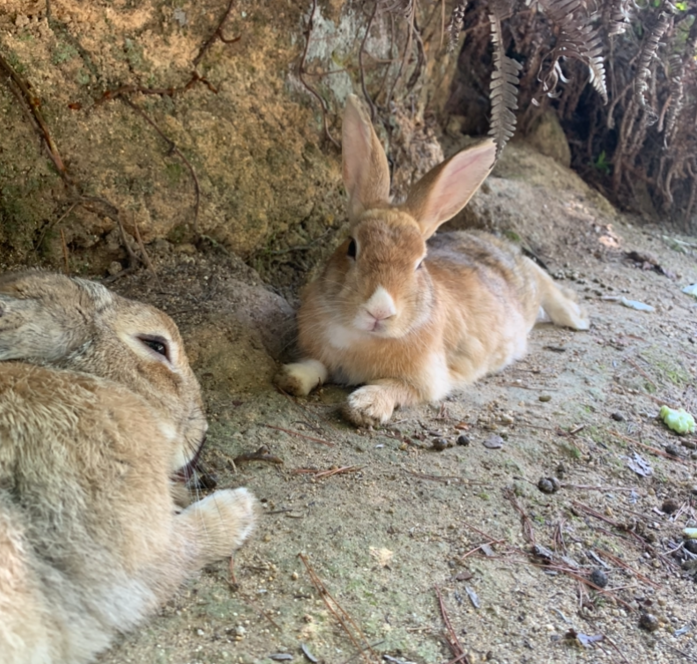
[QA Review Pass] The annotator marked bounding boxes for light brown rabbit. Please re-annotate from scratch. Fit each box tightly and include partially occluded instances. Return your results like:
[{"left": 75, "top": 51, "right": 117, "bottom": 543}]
[
  {"left": 275, "top": 95, "right": 589, "bottom": 427},
  {"left": 0, "top": 271, "right": 256, "bottom": 664}
]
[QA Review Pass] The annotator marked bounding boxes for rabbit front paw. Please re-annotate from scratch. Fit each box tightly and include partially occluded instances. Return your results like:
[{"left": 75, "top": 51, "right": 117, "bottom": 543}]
[
  {"left": 185, "top": 488, "right": 257, "bottom": 562},
  {"left": 274, "top": 359, "right": 327, "bottom": 397},
  {"left": 569, "top": 303, "right": 591, "bottom": 331},
  {"left": 343, "top": 385, "right": 396, "bottom": 427}
]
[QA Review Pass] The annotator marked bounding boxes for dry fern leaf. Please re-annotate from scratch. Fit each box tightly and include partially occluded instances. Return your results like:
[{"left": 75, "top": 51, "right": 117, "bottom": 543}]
[
  {"left": 537, "top": 0, "right": 608, "bottom": 103},
  {"left": 634, "top": 11, "right": 672, "bottom": 125},
  {"left": 447, "top": 0, "right": 468, "bottom": 53},
  {"left": 663, "top": 53, "right": 684, "bottom": 138},
  {"left": 488, "top": 13, "right": 521, "bottom": 157},
  {"left": 489, "top": 0, "right": 517, "bottom": 20},
  {"left": 604, "top": 0, "right": 635, "bottom": 36}
]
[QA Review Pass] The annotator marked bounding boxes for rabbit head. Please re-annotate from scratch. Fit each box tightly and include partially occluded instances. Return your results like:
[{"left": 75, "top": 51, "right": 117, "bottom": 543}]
[
  {"left": 0, "top": 271, "right": 206, "bottom": 472},
  {"left": 320, "top": 95, "right": 496, "bottom": 341}
]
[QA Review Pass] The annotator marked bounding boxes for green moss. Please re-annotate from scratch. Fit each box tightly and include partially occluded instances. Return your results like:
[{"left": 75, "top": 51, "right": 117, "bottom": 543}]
[
  {"left": 558, "top": 441, "right": 582, "bottom": 460},
  {"left": 4, "top": 50, "right": 26, "bottom": 75},
  {"left": 52, "top": 42, "right": 79, "bottom": 65},
  {"left": 167, "top": 224, "right": 190, "bottom": 244},
  {"left": 76, "top": 69, "right": 91, "bottom": 86},
  {"left": 165, "top": 161, "right": 184, "bottom": 186},
  {"left": 503, "top": 229, "right": 522, "bottom": 243},
  {"left": 124, "top": 38, "right": 149, "bottom": 72}
]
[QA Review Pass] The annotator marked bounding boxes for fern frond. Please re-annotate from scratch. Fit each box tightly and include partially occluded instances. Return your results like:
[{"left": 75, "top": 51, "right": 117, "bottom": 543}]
[
  {"left": 634, "top": 11, "right": 671, "bottom": 125},
  {"left": 489, "top": 0, "right": 517, "bottom": 21},
  {"left": 604, "top": 0, "right": 634, "bottom": 36},
  {"left": 447, "top": 1, "right": 468, "bottom": 53},
  {"left": 488, "top": 13, "right": 522, "bottom": 157},
  {"left": 663, "top": 16, "right": 697, "bottom": 139},
  {"left": 663, "top": 53, "right": 684, "bottom": 137},
  {"left": 538, "top": 0, "right": 608, "bottom": 103}
]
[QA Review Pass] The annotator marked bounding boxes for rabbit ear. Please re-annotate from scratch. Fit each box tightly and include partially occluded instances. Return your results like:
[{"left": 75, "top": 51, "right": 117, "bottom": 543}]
[
  {"left": 342, "top": 95, "right": 391, "bottom": 222},
  {"left": 402, "top": 139, "right": 496, "bottom": 239},
  {"left": 0, "top": 294, "right": 73, "bottom": 361},
  {"left": 0, "top": 274, "right": 102, "bottom": 362}
]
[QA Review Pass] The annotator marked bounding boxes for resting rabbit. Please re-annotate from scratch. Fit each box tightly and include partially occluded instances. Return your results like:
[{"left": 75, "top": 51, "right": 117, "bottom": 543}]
[
  {"left": 0, "top": 271, "right": 256, "bottom": 664},
  {"left": 275, "top": 95, "right": 589, "bottom": 427}
]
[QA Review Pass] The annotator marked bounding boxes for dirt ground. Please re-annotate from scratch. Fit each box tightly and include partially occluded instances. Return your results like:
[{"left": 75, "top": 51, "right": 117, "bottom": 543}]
[{"left": 78, "top": 142, "right": 697, "bottom": 664}]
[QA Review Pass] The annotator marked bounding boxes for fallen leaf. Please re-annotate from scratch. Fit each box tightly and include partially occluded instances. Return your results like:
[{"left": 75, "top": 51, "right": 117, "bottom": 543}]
[
  {"left": 465, "top": 585, "right": 480, "bottom": 609},
  {"left": 627, "top": 453, "right": 653, "bottom": 477}
]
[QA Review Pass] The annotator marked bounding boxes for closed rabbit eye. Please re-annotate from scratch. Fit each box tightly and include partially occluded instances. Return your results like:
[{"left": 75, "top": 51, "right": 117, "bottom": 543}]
[
  {"left": 138, "top": 335, "right": 170, "bottom": 361},
  {"left": 347, "top": 238, "right": 357, "bottom": 259},
  {"left": 416, "top": 259, "right": 425, "bottom": 271}
]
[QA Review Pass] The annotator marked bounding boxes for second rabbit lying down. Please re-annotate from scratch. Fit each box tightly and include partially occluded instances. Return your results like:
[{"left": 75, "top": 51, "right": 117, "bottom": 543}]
[
  {"left": 275, "top": 95, "right": 589, "bottom": 427},
  {"left": 0, "top": 271, "right": 256, "bottom": 664}
]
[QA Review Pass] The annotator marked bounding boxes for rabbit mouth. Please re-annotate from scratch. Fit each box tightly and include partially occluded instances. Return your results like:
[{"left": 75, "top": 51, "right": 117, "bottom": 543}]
[{"left": 174, "top": 434, "right": 207, "bottom": 481}]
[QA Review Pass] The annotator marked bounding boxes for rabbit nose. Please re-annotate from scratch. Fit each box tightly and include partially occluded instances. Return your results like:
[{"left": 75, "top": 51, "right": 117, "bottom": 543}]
[
  {"left": 367, "top": 308, "right": 394, "bottom": 322},
  {"left": 365, "top": 285, "right": 397, "bottom": 321}
]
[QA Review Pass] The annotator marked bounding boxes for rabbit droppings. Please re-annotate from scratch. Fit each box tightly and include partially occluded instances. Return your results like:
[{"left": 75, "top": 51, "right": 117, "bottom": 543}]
[
  {"left": 0, "top": 271, "right": 256, "bottom": 664},
  {"left": 276, "top": 95, "right": 589, "bottom": 427}
]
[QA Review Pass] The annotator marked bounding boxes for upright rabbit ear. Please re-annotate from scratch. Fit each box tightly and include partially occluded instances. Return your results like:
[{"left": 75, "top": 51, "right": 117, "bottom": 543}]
[
  {"left": 402, "top": 139, "right": 496, "bottom": 239},
  {"left": 342, "top": 95, "right": 391, "bottom": 222}
]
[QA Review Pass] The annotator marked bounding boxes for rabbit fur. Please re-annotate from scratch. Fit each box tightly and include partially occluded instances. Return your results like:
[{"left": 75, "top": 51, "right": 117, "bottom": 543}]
[
  {"left": 275, "top": 95, "right": 589, "bottom": 427},
  {"left": 0, "top": 271, "right": 256, "bottom": 664}
]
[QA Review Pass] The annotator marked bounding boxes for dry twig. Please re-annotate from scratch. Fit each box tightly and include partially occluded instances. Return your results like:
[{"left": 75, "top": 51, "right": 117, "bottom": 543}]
[
  {"left": 193, "top": 0, "right": 240, "bottom": 66},
  {"left": 297, "top": 0, "right": 340, "bottom": 148},
  {"left": 234, "top": 446, "right": 284, "bottom": 465},
  {"left": 503, "top": 487, "right": 535, "bottom": 544},
  {"left": 435, "top": 586, "right": 469, "bottom": 664},
  {"left": 298, "top": 554, "right": 378, "bottom": 664}
]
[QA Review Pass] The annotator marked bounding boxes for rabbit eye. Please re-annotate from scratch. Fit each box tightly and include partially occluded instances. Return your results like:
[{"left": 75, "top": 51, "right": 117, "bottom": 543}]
[
  {"left": 347, "top": 238, "right": 357, "bottom": 259},
  {"left": 139, "top": 336, "right": 169, "bottom": 360},
  {"left": 416, "top": 259, "right": 424, "bottom": 271}
]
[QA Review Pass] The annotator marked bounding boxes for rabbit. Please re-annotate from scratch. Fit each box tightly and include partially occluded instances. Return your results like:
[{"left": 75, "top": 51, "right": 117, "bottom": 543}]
[
  {"left": 0, "top": 271, "right": 256, "bottom": 664},
  {"left": 275, "top": 95, "right": 589, "bottom": 427}
]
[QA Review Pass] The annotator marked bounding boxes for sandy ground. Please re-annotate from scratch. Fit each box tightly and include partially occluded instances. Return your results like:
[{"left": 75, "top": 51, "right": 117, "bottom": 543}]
[{"left": 89, "top": 143, "right": 697, "bottom": 664}]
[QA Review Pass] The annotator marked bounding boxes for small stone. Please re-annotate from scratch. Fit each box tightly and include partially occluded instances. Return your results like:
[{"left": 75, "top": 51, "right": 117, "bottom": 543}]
[
  {"left": 665, "top": 445, "right": 681, "bottom": 457},
  {"left": 539, "top": 394, "right": 552, "bottom": 402},
  {"left": 639, "top": 613, "right": 659, "bottom": 632},
  {"left": 589, "top": 569, "right": 608, "bottom": 588},
  {"left": 611, "top": 412, "right": 626, "bottom": 421},
  {"left": 107, "top": 261, "right": 122, "bottom": 276},
  {"left": 537, "top": 477, "right": 559, "bottom": 494},
  {"left": 174, "top": 242, "right": 197, "bottom": 255},
  {"left": 235, "top": 625, "right": 247, "bottom": 637},
  {"left": 457, "top": 434, "right": 471, "bottom": 446},
  {"left": 291, "top": 571, "right": 299, "bottom": 580},
  {"left": 692, "top": 486, "right": 697, "bottom": 495},
  {"left": 432, "top": 438, "right": 451, "bottom": 451},
  {"left": 555, "top": 463, "right": 566, "bottom": 479},
  {"left": 482, "top": 434, "right": 504, "bottom": 449},
  {"left": 684, "top": 539, "right": 697, "bottom": 554},
  {"left": 661, "top": 498, "right": 680, "bottom": 514}
]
